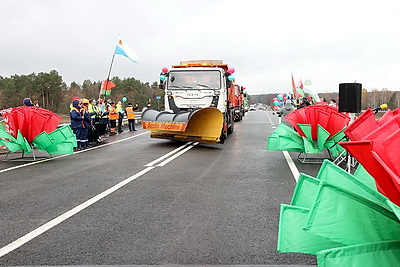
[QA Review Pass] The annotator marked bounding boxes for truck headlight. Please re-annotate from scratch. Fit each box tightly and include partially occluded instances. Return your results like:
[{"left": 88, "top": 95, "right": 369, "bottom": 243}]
[{"left": 214, "top": 90, "right": 220, "bottom": 96}]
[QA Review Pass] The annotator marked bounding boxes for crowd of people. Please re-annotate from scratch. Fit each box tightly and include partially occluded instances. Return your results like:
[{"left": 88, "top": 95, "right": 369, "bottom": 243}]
[{"left": 69, "top": 98, "right": 139, "bottom": 150}]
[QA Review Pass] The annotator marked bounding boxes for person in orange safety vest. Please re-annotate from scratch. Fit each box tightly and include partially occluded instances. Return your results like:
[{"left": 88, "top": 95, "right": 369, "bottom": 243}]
[
  {"left": 108, "top": 101, "right": 118, "bottom": 135},
  {"left": 125, "top": 103, "right": 137, "bottom": 131}
]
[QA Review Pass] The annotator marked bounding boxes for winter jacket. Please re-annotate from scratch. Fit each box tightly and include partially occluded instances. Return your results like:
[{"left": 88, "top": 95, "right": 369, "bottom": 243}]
[
  {"left": 278, "top": 102, "right": 294, "bottom": 127},
  {"left": 70, "top": 100, "right": 84, "bottom": 129}
]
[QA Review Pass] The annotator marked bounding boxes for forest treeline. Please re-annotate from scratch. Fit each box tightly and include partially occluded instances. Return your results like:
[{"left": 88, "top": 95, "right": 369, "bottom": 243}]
[
  {"left": 1, "top": 70, "right": 399, "bottom": 114},
  {"left": 0, "top": 70, "right": 164, "bottom": 113},
  {"left": 250, "top": 88, "right": 400, "bottom": 110}
]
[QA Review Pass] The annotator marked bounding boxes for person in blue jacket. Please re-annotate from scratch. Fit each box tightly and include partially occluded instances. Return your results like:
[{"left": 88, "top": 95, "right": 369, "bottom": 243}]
[
  {"left": 80, "top": 99, "right": 93, "bottom": 149},
  {"left": 70, "top": 99, "right": 90, "bottom": 150}
]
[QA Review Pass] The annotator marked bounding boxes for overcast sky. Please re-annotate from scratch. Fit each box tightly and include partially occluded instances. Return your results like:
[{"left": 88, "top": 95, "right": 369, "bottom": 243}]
[{"left": 1, "top": 0, "right": 399, "bottom": 95}]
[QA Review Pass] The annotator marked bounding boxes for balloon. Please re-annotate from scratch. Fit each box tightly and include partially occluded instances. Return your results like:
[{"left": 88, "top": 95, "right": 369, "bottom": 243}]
[
  {"left": 228, "top": 75, "right": 235, "bottom": 81},
  {"left": 162, "top": 67, "right": 168, "bottom": 73},
  {"left": 227, "top": 67, "right": 235, "bottom": 74},
  {"left": 160, "top": 75, "right": 167, "bottom": 81},
  {"left": 273, "top": 100, "right": 279, "bottom": 105},
  {"left": 277, "top": 94, "right": 283, "bottom": 100},
  {"left": 122, "top": 97, "right": 127, "bottom": 102},
  {"left": 273, "top": 98, "right": 278, "bottom": 100},
  {"left": 283, "top": 97, "right": 287, "bottom": 101}
]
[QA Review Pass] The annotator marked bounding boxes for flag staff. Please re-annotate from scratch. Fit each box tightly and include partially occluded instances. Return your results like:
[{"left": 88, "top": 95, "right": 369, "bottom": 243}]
[{"left": 99, "top": 51, "right": 116, "bottom": 100}]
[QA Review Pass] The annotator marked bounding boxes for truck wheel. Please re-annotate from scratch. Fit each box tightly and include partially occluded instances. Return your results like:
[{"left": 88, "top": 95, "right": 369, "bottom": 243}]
[
  {"left": 228, "top": 117, "right": 234, "bottom": 134},
  {"left": 219, "top": 130, "right": 227, "bottom": 144}
]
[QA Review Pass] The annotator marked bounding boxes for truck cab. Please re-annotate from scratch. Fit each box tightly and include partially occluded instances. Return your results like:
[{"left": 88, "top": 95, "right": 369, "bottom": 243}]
[{"left": 164, "top": 67, "right": 228, "bottom": 113}]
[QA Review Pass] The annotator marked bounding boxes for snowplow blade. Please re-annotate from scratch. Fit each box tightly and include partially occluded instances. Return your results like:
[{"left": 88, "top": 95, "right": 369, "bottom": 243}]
[{"left": 141, "top": 107, "right": 224, "bottom": 143}]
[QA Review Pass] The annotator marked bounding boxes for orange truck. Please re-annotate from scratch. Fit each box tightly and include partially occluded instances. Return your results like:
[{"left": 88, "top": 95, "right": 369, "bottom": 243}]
[
  {"left": 141, "top": 60, "right": 237, "bottom": 144},
  {"left": 233, "top": 84, "right": 246, "bottom": 121}
]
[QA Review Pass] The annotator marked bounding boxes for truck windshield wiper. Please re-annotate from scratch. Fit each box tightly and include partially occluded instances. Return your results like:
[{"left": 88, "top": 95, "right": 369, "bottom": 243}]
[
  {"left": 196, "top": 83, "right": 210, "bottom": 88},
  {"left": 182, "top": 86, "right": 194, "bottom": 89},
  {"left": 169, "top": 85, "right": 182, "bottom": 88}
]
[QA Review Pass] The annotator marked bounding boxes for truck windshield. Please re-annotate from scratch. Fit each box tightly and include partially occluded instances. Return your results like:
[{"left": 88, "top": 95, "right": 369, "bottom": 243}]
[{"left": 168, "top": 70, "right": 221, "bottom": 89}]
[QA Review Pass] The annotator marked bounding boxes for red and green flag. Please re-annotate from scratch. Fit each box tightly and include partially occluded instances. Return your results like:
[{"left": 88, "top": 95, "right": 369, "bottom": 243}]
[{"left": 100, "top": 80, "right": 116, "bottom": 96}]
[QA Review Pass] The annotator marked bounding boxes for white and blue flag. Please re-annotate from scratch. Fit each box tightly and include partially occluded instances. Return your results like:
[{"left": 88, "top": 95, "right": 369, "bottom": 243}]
[{"left": 115, "top": 39, "right": 138, "bottom": 63}]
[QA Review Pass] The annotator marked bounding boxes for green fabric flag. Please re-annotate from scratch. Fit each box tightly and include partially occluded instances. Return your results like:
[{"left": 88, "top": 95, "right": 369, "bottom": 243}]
[
  {"left": 305, "top": 181, "right": 400, "bottom": 246},
  {"left": 302, "top": 137, "right": 320, "bottom": 153},
  {"left": 267, "top": 123, "right": 304, "bottom": 152},
  {"left": 33, "top": 131, "right": 54, "bottom": 151},
  {"left": 32, "top": 125, "right": 77, "bottom": 155},
  {"left": 324, "top": 140, "right": 339, "bottom": 157},
  {"left": 0, "top": 123, "right": 21, "bottom": 152},
  {"left": 316, "top": 240, "right": 400, "bottom": 267},
  {"left": 267, "top": 135, "right": 303, "bottom": 152},
  {"left": 328, "top": 129, "right": 346, "bottom": 143},
  {"left": 317, "top": 125, "right": 330, "bottom": 151},
  {"left": 353, "top": 164, "right": 378, "bottom": 191},
  {"left": 317, "top": 160, "right": 398, "bottom": 215},
  {"left": 290, "top": 173, "right": 320, "bottom": 208},
  {"left": 277, "top": 204, "right": 343, "bottom": 254},
  {"left": 298, "top": 124, "right": 313, "bottom": 141},
  {"left": 16, "top": 131, "right": 31, "bottom": 154},
  {"left": 47, "top": 142, "right": 75, "bottom": 155},
  {"left": 0, "top": 139, "right": 23, "bottom": 153}
]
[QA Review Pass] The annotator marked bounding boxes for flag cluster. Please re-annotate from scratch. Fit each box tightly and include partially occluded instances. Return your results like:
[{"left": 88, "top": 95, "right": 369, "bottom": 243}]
[
  {"left": 277, "top": 160, "right": 400, "bottom": 266},
  {"left": 0, "top": 107, "right": 76, "bottom": 155},
  {"left": 267, "top": 104, "right": 349, "bottom": 157}
]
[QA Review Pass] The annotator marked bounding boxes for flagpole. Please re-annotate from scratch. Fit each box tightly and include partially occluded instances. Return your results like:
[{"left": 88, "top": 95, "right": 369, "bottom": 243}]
[{"left": 99, "top": 52, "right": 116, "bottom": 100}]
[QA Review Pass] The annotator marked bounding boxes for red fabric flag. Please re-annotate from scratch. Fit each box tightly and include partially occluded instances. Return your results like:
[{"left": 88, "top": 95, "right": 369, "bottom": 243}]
[
  {"left": 101, "top": 80, "right": 116, "bottom": 95},
  {"left": 291, "top": 73, "right": 297, "bottom": 94},
  {"left": 298, "top": 79, "right": 303, "bottom": 89}
]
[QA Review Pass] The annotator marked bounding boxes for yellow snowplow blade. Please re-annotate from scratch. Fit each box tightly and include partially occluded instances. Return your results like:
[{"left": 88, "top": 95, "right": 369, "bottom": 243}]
[{"left": 142, "top": 107, "right": 223, "bottom": 143}]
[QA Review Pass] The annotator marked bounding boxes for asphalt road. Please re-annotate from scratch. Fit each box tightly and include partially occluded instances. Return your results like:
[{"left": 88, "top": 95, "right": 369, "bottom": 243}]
[{"left": 0, "top": 110, "right": 321, "bottom": 266}]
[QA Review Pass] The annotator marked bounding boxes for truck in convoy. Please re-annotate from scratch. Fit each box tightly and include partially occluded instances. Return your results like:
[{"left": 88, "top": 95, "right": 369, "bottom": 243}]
[
  {"left": 233, "top": 84, "right": 245, "bottom": 121},
  {"left": 141, "top": 60, "right": 237, "bottom": 144}
]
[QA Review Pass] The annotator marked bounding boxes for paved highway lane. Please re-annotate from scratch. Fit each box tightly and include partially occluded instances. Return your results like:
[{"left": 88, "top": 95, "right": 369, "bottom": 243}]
[{"left": 0, "top": 111, "right": 318, "bottom": 266}]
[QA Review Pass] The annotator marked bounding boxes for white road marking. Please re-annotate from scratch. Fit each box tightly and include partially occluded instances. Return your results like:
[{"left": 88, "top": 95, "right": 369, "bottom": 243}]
[
  {"left": 0, "top": 131, "right": 149, "bottom": 174},
  {"left": 283, "top": 151, "right": 300, "bottom": 182},
  {"left": 0, "top": 133, "right": 199, "bottom": 258},
  {"left": 145, "top": 142, "right": 193, "bottom": 166},
  {"left": 156, "top": 142, "right": 198, "bottom": 166},
  {"left": 0, "top": 166, "right": 154, "bottom": 258}
]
